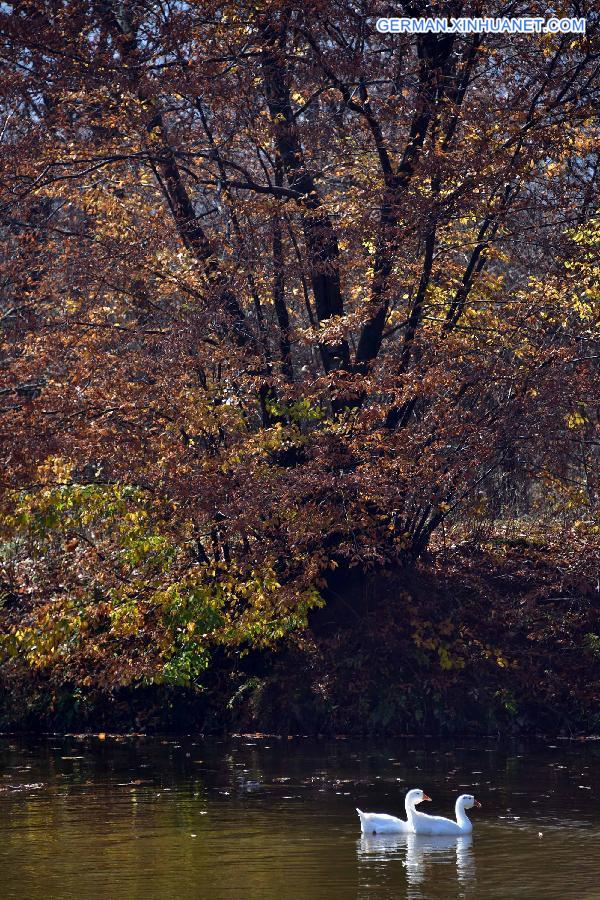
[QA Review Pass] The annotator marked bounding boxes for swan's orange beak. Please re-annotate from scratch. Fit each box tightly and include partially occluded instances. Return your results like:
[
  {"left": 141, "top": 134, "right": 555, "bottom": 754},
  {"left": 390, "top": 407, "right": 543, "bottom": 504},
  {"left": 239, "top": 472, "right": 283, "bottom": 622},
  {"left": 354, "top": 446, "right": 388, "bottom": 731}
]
[
  {"left": 474, "top": 800, "right": 481, "bottom": 808},
  {"left": 423, "top": 794, "right": 432, "bottom": 801}
]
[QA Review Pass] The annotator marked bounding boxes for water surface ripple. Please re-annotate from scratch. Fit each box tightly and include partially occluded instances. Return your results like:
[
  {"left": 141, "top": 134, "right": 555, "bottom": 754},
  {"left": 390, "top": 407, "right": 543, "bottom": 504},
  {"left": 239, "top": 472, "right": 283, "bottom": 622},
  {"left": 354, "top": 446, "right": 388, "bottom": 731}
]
[{"left": 1, "top": 735, "right": 599, "bottom": 899}]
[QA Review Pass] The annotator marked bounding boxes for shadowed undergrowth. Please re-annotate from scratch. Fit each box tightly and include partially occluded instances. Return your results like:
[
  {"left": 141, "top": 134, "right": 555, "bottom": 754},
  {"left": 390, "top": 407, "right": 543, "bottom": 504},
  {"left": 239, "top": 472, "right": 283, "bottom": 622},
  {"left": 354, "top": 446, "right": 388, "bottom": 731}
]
[{"left": 2, "top": 541, "right": 598, "bottom": 736}]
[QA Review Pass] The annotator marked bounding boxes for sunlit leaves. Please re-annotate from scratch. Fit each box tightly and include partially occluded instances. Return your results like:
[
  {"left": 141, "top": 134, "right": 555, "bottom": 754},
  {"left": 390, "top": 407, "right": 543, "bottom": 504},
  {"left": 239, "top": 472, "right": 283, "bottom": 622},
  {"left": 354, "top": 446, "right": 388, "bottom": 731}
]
[
  {"left": 0, "top": 460, "right": 322, "bottom": 688},
  {"left": 0, "top": 0, "right": 598, "bottom": 704}
]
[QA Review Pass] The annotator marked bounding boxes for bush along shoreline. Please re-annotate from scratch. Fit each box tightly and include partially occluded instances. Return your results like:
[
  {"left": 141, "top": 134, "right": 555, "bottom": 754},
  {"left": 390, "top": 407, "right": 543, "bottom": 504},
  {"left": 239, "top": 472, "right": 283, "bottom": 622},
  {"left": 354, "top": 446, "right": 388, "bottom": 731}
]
[{"left": 2, "top": 540, "right": 598, "bottom": 737}]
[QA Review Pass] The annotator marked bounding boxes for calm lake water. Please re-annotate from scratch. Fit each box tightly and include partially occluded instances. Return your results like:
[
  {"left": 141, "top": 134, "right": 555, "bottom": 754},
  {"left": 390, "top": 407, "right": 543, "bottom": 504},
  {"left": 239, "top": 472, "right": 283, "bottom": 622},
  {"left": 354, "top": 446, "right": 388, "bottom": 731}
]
[{"left": 1, "top": 734, "right": 599, "bottom": 899}]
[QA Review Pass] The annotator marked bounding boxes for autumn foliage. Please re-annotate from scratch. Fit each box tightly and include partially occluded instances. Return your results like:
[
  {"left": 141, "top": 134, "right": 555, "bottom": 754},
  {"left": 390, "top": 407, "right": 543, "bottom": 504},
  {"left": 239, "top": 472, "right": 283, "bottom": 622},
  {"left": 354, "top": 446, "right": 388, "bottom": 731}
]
[{"left": 0, "top": 1, "right": 598, "bottom": 727}]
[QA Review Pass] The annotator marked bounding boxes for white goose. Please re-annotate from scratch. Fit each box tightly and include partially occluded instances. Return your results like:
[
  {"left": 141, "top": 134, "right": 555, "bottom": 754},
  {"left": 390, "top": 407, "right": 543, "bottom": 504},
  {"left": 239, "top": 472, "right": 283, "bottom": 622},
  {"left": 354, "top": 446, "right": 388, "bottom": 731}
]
[
  {"left": 356, "top": 788, "right": 432, "bottom": 834},
  {"left": 412, "top": 793, "right": 481, "bottom": 835}
]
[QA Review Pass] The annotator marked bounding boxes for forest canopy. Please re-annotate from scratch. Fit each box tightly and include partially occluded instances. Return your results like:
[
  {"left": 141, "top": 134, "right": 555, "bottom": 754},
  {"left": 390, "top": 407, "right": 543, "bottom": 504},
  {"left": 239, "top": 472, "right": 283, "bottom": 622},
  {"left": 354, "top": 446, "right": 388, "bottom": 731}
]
[{"left": 0, "top": 1, "right": 598, "bottom": 720}]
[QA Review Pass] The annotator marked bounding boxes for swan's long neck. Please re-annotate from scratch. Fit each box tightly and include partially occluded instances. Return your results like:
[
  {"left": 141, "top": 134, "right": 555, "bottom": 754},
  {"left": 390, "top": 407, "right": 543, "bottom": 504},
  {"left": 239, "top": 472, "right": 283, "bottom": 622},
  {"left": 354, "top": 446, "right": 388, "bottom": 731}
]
[
  {"left": 405, "top": 795, "right": 417, "bottom": 825},
  {"left": 455, "top": 798, "right": 471, "bottom": 828}
]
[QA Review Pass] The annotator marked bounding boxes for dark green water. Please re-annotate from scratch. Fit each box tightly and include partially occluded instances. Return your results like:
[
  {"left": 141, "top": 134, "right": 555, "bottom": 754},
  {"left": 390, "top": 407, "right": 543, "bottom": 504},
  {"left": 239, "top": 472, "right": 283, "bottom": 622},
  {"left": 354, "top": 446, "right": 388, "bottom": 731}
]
[{"left": 1, "top": 734, "right": 599, "bottom": 899}]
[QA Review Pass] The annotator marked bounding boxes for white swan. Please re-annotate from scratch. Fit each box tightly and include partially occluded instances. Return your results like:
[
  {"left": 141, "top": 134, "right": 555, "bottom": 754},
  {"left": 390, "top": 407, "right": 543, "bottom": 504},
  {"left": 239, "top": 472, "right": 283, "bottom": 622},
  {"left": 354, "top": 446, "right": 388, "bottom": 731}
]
[
  {"left": 356, "top": 788, "right": 432, "bottom": 834},
  {"left": 412, "top": 793, "right": 481, "bottom": 835}
]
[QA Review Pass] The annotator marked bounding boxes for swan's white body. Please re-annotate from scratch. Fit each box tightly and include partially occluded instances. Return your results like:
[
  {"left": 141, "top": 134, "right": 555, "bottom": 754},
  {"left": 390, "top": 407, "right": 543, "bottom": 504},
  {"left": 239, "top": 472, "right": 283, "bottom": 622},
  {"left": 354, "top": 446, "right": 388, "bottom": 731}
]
[
  {"left": 412, "top": 794, "right": 480, "bottom": 835},
  {"left": 356, "top": 788, "right": 431, "bottom": 834},
  {"left": 356, "top": 811, "right": 411, "bottom": 834}
]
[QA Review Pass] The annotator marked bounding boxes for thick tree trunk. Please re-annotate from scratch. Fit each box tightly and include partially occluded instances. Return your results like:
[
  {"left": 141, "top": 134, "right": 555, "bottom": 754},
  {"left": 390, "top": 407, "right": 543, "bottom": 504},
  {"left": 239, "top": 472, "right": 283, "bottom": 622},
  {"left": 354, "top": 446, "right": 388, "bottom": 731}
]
[
  {"left": 355, "top": 33, "right": 456, "bottom": 371},
  {"left": 109, "top": 1, "right": 259, "bottom": 353},
  {"left": 259, "top": 24, "right": 350, "bottom": 375}
]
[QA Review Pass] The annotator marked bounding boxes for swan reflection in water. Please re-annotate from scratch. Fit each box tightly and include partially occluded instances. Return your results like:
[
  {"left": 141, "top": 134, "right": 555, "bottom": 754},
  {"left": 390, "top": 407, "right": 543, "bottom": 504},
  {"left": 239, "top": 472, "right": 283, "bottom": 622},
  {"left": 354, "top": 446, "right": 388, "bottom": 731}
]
[{"left": 357, "top": 831, "right": 475, "bottom": 896}]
